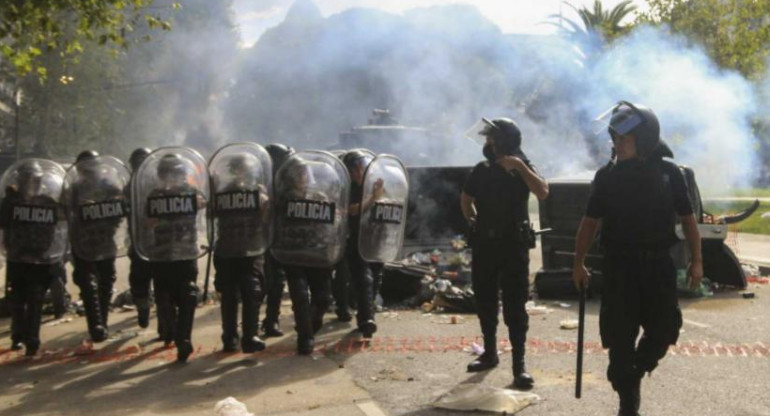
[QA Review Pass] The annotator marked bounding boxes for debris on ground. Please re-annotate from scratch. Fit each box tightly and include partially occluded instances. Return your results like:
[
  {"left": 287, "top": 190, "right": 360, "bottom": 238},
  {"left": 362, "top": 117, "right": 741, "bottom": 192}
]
[
  {"left": 433, "top": 383, "right": 541, "bottom": 414},
  {"left": 43, "top": 317, "right": 73, "bottom": 327},
  {"left": 214, "top": 397, "right": 254, "bottom": 416},
  {"left": 560, "top": 319, "right": 579, "bottom": 330},
  {"left": 525, "top": 301, "right": 553, "bottom": 315}
]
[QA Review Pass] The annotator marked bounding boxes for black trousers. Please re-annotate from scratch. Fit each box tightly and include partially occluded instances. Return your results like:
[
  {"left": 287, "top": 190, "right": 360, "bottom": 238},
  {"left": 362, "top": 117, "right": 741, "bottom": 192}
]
[
  {"left": 471, "top": 239, "right": 530, "bottom": 349},
  {"left": 129, "top": 249, "right": 153, "bottom": 305},
  {"left": 151, "top": 260, "right": 199, "bottom": 346},
  {"left": 73, "top": 255, "right": 116, "bottom": 332},
  {"left": 332, "top": 258, "right": 350, "bottom": 314},
  {"left": 262, "top": 253, "right": 286, "bottom": 326},
  {"left": 48, "top": 261, "right": 69, "bottom": 316},
  {"left": 7, "top": 261, "right": 53, "bottom": 349},
  {"left": 601, "top": 250, "right": 682, "bottom": 391},
  {"left": 345, "top": 244, "right": 375, "bottom": 327},
  {"left": 285, "top": 266, "right": 332, "bottom": 339},
  {"left": 213, "top": 255, "right": 264, "bottom": 342}
]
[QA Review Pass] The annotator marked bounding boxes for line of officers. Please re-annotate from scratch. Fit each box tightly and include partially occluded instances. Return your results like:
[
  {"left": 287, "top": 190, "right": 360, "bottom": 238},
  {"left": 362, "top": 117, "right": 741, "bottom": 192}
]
[{"left": 1, "top": 143, "right": 410, "bottom": 363}]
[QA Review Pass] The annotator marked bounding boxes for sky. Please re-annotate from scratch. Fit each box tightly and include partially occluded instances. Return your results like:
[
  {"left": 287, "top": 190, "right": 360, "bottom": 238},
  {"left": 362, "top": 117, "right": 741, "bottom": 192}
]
[{"left": 233, "top": 0, "right": 645, "bottom": 47}]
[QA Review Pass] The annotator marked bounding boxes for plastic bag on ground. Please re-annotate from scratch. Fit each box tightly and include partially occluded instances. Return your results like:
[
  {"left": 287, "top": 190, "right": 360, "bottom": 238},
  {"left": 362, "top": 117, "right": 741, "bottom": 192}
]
[
  {"left": 215, "top": 397, "right": 254, "bottom": 416},
  {"left": 433, "top": 383, "right": 540, "bottom": 414}
]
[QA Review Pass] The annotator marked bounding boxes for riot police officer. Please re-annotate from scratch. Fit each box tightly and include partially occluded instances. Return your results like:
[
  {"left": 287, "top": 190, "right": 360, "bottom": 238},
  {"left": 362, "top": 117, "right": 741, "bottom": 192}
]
[
  {"left": 132, "top": 150, "right": 209, "bottom": 362},
  {"left": 572, "top": 101, "right": 702, "bottom": 416},
  {"left": 261, "top": 144, "right": 294, "bottom": 338},
  {"left": 69, "top": 150, "right": 126, "bottom": 343},
  {"left": 1, "top": 159, "right": 68, "bottom": 355},
  {"left": 127, "top": 147, "right": 154, "bottom": 329},
  {"left": 272, "top": 153, "right": 350, "bottom": 355},
  {"left": 210, "top": 145, "right": 272, "bottom": 353},
  {"left": 340, "top": 150, "right": 379, "bottom": 337},
  {"left": 460, "top": 117, "right": 549, "bottom": 389}
]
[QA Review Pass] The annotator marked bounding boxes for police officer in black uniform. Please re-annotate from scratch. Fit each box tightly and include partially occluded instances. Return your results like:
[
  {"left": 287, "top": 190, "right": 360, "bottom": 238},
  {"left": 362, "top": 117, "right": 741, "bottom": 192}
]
[
  {"left": 340, "top": 150, "right": 379, "bottom": 338},
  {"left": 572, "top": 101, "right": 702, "bottom": 416},
  {"left": 212, "top": 154, "right": 268, "bottom": 353},
  {"left": 71, "top": 150, "right": 121, "bottom": 342},
  {"left": 460, "top": 117, "right": 549, "bottom": 389},
  {"left": 127, "top": 148, "right": 155, "bottom": 330},
  {"left": 260, "top": 144, "right": 294, "bottom": 338}
]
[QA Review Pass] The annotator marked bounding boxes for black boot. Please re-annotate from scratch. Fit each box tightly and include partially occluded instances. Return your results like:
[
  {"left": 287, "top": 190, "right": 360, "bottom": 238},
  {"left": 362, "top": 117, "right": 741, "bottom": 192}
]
[
  {"left": 155, "top": 291, "right": 175, "bottom": 345},
  {"left": 467, "top": 337, "right": 499, "bottom": 372},
  {"left": 241, "top": 282, "right": 265, "bottom": 353},
  {"left": 262, "top": 320, "right": 284, "bottom": 338},
  {"left": 310, "top": 303, "right": 325, "bottom": 335},
  {"left": 359, "top": 320, "right": 377, "bottom": 339},
  {"left": 134, "top": 297, "right": 150, "bottom": 329},
  {"left": 512, "top": 342, "right": 534, "bottom": 389},
  {"left": 336, "top": 308, "right": 352, "bottom": 322},
  {"left": 80, "top": 277, "right": 108, "bottom": 342},
  {"left": 24, "top": 286, "right": 46, "bottom": 357},
  {"left": 617, "top": 375, "right": 642, "bottom": 416},
  {"left": 220, "top": 287, "right": 239, "bottom": 352},
  {"left": 175, "top": 288, "right": 197, "bottom": 363},
  {"left": 297, "top": 336, "right": 315, "bottom": 355},
  {"left": 97, "top": 273, "right": 114, "bottom": 328}
]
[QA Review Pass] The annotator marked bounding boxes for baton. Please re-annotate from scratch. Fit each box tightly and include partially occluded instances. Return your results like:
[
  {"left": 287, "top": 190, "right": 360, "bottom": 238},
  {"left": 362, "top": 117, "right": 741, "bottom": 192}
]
[
  {"left": 202, "top": 244, "right": 213, "bottom": 304},
  {"left": 575, "top": 281, "right": 586, "bottom": 399}
]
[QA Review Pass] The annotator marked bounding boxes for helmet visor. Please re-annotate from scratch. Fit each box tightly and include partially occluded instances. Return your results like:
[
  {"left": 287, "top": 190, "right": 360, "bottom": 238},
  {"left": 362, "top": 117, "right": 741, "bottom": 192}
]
[
  {"left": 464, "top": 118, "right": 497, "bottom": 146},
  {"left": 592, "top": 103, "right": 645, "bottom": 137}
]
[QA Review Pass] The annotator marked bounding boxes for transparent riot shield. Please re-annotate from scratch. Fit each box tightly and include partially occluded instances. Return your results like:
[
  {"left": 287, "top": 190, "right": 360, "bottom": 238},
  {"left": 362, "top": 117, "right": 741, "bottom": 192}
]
[
  {"left": 0, "top": 158, "right": 68, "bottom": 264},
  {"left": 358, "top": 155, "right": 409, "bottom": 262},
  {"left": 271, "top": 151, "right": 350, "bottom": 267},
  {"left": 131, "top": 147, "right": 210, "bottom": 261},
  {"left": 64, "top": 155, "right": 131, "bottom": 261},
  {"left": 209, "top": 142, "right": 273, "bottom": 257}
]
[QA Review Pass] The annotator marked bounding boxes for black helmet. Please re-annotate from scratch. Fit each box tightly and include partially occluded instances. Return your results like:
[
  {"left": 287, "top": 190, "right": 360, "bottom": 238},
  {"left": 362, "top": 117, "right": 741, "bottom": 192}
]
[
  {"left": 76, "top": 150, "right": 100, "bottom": 163},
  {"left": 481, "top": 117, "right": 522, "bottom": 156},
  {"left": 609, "top": 101, "right": 660, "bottom": 157},
  {"left": 342, "top": 149, "right": 375, "bottom": 172},
  {"left": 157, "top": 153, "right": 188, "bottom": 178},
  {"left": 18, "top": 160, "right": 44, "bottom": 180},
  {"left": 227, "top": 154, "right": 258, "bottom": 175},
  {"left": 129, "top": 147, "right": 152, "bottom": 171},
  {"left": 265, "top": 144, "right": 295, "bottom": 174}
]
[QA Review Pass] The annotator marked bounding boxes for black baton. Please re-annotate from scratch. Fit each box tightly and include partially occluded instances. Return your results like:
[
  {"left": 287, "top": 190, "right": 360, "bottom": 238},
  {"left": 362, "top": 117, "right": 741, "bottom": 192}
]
[
  {"left": 202, "top": 244, "right": 213, "bottom": 304},
  {"left": 576, "top": 281, "right": 586, "bottom": 399}
]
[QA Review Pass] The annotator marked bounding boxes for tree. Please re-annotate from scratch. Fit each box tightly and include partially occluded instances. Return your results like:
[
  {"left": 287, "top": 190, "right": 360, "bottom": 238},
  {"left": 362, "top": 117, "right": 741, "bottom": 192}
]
[
  {"left": 0, "top": 0, "right": 175, "bottom": 78},
  {"left": 638, "top": 0, "right": 770, "bottom": 79},
  {"left": 550, "top": 0, "right": 638, "bottom": 56}
]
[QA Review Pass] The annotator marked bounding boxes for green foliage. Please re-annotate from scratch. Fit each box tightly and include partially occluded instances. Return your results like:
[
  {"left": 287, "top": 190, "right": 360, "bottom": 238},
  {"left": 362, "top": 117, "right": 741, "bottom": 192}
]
[
  {"left": 549, "top": 0, "right": 638, "bottom": 47},
  {"left": 0, "top": 0, "right": 176, "bottom": 79},
  {"left": 638, "top": 0, "right": 770, "bottom": 79}
]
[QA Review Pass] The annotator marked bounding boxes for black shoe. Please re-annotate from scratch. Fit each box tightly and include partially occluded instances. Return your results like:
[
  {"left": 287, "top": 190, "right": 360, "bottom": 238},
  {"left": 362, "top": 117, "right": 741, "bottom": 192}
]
[
  {"left": 242, "top": 336, "right": 266, "bottom": 353},
  {"left": 336, "top": 309, "right": 352, "bottom": 322},
  {"left": 90, "top": 325, "right": 109, "bottom": 343},
  {"left": 222, "top": 336, "right": 239, "bottom": 353},
  {"left": 262, "top": 321, "right": 284, "bottom": 338},
  {"left": 467, "top": 352, "right": 499, "bottom": 372},
  {"left": 25, "top": 342, "right": 40, "bottom": 357},
  {"left": 137, "top": 307, "right": 150, "bottom": 329},
  {"left": 177, "top": 341, "right": 193, "bottom": 363},
  {"left": 297, "top": 337, "right": 315, "bottom": 355},
  {"left": 617, "top": 375, "right": 642, "bottom": 416},
  {"left": 359, "top": 320, "right": 377, "bottom": 338},
  {"left": 10, "top": 341, "right": 24, "bottom": 351},
  {"left": 513, "top": 360, "right": 535, "bottom": 389}
]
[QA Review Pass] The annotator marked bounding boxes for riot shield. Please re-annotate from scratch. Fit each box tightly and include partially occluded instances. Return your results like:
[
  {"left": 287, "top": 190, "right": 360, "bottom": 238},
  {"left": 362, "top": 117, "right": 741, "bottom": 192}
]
[
  {"left": 131, "top": 147, "right": 210, "bottom": 261},
  {"left": 64, "top": 155, "right": 131, "bottom": 261},
  {"left": 0, "top": 159, "right": 68, "bottom": 264},
  {"left": 358, "top": 155, "right": 409, "bottom": 262},
  {"left": 209, "top": 143, "right": 273, "bottom": 257},
  {"left": 271, "top": 151, "right": 349, "bottom": 267}
]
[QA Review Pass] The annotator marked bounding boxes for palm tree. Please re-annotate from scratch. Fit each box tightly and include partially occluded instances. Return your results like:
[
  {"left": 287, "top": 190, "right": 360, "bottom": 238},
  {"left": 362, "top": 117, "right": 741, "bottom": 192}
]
[{"left": 550, "top": 0, "right": 638, "bottom": 55}]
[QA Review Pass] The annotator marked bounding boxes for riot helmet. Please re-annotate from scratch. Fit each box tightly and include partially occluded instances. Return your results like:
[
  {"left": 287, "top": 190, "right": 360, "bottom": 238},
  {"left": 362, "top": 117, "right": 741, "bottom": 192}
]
[
  {"left": 342, "top": 149, "right": 374, "bottom": 185},
  {"left": 157, "top": 153, "right": 189, "bottom": 186},
  {"left": 227, "top": 153, "right": 260, "bottom": 186},
  {"left": 594, "top": 101, "right": 661, "bottom": 158},
  {"left": 466, "top": 117, "right": 523, "bottom": 160},
  {"left": 265, "top": 144, "right": 295, "bottom": 175},
  {"left": 129, "top": 147, "right": 152, "bottom": 171},
  {"left": 17, "top": 160, "right": 44, "bottom": 197},
  {"left": 76, "top": 150, "right": 100, "bottom": 163}
]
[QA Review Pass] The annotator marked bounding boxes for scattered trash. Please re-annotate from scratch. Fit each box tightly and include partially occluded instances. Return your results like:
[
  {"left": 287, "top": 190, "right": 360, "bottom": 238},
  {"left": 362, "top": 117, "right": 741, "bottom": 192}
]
[
  {"left": 525, "top": 301, "right": 553, "bottom": 315},
  {"left": 421, "top": 302, "right": 434, "bottom": 313},
  {"left": 433, "top": 383, "right": 540, "bottom": 414},
  {"left": 560, "top": 319, "right": 579, "bottom": 330},
  {"left": 214, "top": 397, "right": 254, "bottom": 416},
  {"left": 558, "top": 303, "right": 570, "bottom": 308},
  {"left": 676, "top": 270, "right": 713, "bottom": 298},
  {"left": 381, "top": 311, "right": 399, "bottom": 319},
  {"left": 742, "top": 264, "right": 760, "bottom": 277},
  {"left": 742, "top": 292, "right": 756, "bottom": 299},
  {"left": 471, "top": 342, "right": 485, "bottom": 356}
]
